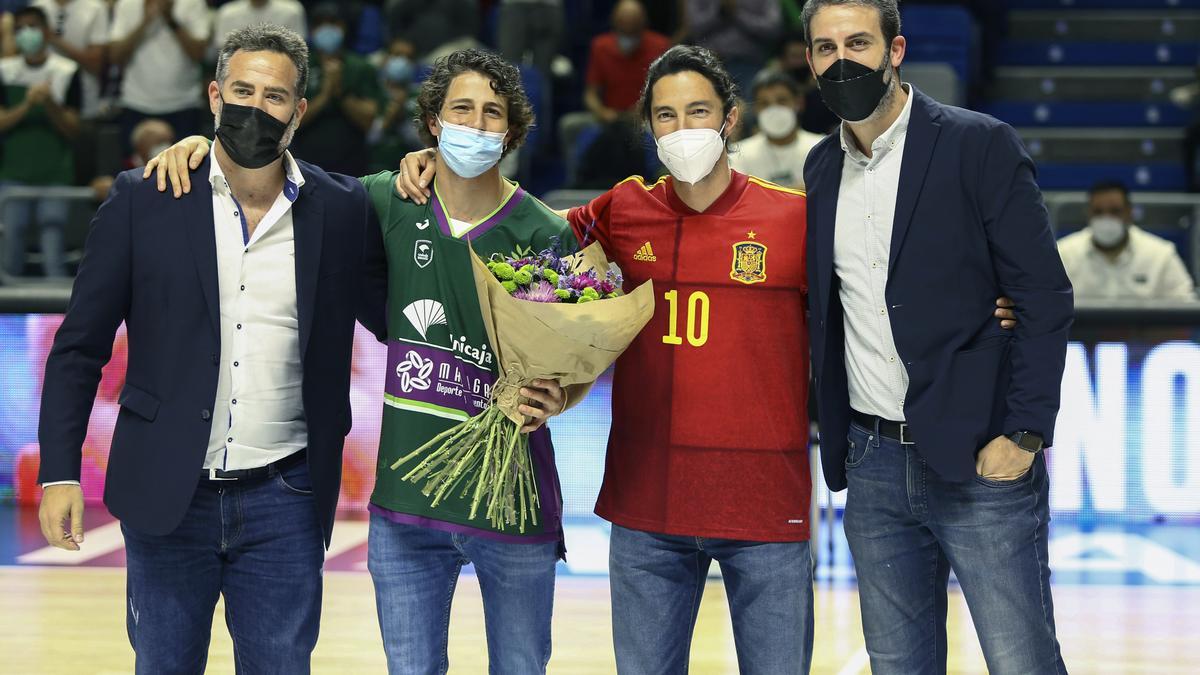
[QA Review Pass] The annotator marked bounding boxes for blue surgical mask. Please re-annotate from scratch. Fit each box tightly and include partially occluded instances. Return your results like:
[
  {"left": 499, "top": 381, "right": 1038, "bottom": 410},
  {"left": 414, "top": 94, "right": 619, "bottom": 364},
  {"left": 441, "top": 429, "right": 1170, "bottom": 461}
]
[
  {"left": 312, "top": 25, "right": 344, "bottom": 54},
  {"left": 383, "top": 55, "right": 414, "bottom": 84},
  {"left": 616, "top": 34, "right": 640, "bottom": 55},
  {"left": 15, "top": 26, "right": 44, "bottom": 57},
  {"left": 436, "top": 117, "right": 507, "bottom": 178}
]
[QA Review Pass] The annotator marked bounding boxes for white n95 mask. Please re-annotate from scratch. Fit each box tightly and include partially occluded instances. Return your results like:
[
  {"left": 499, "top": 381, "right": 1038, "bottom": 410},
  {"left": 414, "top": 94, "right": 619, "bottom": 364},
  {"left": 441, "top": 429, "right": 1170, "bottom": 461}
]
[
  {"left": 1089, "top": 216, "right": 1127, "bottom": 249},
  {"left": 655, "top": 123, "right": 727, "bottom": 185}
]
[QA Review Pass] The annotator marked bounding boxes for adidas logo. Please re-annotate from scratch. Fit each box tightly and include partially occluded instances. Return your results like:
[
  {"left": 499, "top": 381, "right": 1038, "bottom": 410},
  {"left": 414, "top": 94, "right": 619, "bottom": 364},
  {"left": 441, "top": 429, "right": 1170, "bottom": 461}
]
[{"left": 633, "top": 242, "right": 657, "bottom": 262}]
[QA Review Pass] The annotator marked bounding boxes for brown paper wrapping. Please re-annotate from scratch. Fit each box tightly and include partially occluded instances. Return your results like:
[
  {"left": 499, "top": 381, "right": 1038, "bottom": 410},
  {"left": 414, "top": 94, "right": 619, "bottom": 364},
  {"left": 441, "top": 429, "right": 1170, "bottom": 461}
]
[{"left": 469, "top": 241, "right": 654, "bottom": 424}]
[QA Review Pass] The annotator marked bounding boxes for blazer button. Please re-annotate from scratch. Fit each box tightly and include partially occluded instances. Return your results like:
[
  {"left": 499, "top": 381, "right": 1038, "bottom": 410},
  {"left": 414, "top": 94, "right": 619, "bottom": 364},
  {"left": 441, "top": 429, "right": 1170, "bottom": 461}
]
[{"left": 201, "top": 409, "right": 211, "bottom": 421}]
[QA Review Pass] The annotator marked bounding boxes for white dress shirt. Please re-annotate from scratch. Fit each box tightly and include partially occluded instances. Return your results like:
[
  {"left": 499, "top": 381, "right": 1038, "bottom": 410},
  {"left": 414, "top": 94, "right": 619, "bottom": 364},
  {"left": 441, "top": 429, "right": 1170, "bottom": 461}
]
[
  {"left": 205, "top": 144, "right": 307, "bottom": 470},
  {"left": 833, "top": 84, "right": 915, "bottom": 422},
  {"left": 109, "top": 0, "right": 210, "bottom": 114},
  {"left": 1058, "top": 225, "right": 1196, "bottom": 301}
]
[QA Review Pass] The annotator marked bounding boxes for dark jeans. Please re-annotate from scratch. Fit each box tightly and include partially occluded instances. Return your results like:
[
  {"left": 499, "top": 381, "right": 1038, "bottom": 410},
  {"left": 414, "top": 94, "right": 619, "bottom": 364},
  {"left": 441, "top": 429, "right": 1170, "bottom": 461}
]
[
  {"left": 121, "top": 461, "right": 324, "bottom": 674},
  {"left": 608, "top": 524, "right": 814, "bottom": 674},
  {"left": 844, "top": 420, "right": 1067, "bottom": 674},
  {"left": 367, "top": 515, "right": 559, "bottom": 675}
]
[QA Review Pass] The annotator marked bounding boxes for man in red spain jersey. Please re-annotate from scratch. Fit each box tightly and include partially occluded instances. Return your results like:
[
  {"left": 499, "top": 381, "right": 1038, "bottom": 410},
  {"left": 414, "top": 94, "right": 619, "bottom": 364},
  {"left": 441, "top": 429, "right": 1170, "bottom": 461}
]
[{"left": 395, "top": 44, "right": 1017, "bottom": 675}]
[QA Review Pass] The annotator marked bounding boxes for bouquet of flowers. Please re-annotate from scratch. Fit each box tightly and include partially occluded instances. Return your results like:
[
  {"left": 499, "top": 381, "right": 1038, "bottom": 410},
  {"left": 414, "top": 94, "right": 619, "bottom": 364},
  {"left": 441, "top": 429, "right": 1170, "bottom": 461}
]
[{"left": 390, "top": 241, "right": 653, "bottom": 533}]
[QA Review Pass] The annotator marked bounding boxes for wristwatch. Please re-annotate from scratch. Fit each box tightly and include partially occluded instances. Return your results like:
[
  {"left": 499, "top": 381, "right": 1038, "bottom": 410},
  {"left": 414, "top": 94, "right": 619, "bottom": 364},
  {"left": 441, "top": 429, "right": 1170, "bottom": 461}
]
[{"left": 1008, "top": 430, "right": 1044, "bottom": 453}]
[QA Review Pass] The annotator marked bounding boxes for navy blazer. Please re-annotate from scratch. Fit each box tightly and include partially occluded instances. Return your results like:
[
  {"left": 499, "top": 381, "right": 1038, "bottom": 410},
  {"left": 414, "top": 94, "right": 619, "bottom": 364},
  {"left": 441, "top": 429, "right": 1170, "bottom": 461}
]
[
  {"left": 38, "top": 157, "right": 383, "bottom": 546},
  {"left": 804, "top": 88, "right": 1074, "bottom": 491}
]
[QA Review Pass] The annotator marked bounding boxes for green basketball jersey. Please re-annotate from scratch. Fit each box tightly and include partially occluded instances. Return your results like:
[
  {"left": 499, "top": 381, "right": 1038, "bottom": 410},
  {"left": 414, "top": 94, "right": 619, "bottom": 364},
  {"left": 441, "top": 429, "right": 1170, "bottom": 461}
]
[{"left": 360, "top": 171, "right": 574, "bottom": 541}]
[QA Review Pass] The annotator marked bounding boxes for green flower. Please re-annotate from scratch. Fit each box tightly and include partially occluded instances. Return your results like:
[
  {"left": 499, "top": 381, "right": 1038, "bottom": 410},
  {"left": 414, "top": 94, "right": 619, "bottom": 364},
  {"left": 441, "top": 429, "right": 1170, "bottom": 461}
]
[
  {"left": 543, "top": 270, "right": 559, "bottom": 285},
  {"left": 513, "top": 270, "right": 533, "bottom": 285},
  {"left": 605, "top": 292, "right": 620, "bottom": 299},
  {"left": 519, "top": 264, "right": 537, "bottom": 276},
  {"left": 554, "top": 289, "right": 571, "bottom": 300},
  {"left": 492, "top": 262, "right": 516, "bottom": 280},
  {"left": 581, "top": 287, "right": 600, "bottom": 300},
  {"left": 577, "top": 295, "right": 595, "bottom": 304},
  {"left": 501, "top": 280, "right": 518, "bottom": 294}
]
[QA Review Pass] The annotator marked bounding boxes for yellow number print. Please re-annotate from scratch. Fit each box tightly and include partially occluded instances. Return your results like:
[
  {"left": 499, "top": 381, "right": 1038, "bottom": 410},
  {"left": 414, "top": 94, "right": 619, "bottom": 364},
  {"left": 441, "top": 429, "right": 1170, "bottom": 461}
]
[{"left": 662, "top": 290, "right": 710, "bottom": 347}]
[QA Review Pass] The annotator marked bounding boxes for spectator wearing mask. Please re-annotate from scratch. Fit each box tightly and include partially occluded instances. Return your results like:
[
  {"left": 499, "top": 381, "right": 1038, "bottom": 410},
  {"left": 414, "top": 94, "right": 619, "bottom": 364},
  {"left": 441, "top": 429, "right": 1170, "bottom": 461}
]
[
  {"left": 109, "top": 0, "right": 209, "bottom": 155},
  {"left": 30, "top": 0, "right": 109, "bottom": 120},
  {"left": 292, "top": 3, "right": 381, "bottom": 177},
  {"left": 558, "top": 0, "right": 670, "bottom": 184},
  {"left": 211, "top": 0, "right": 306, "bottom": 60},
  {"left": 685, "top": 0, "right": 781, "bottom": 96},
  {"left": 367, "top": 37, "right": 421, "bottom": 173},
  {"left": 731, "top": 70, "right": 823, "bottom": 189},
  {"left": 1058, "top": 180, "right": 1196, "bottom": 301},
  {"left": 383, "top": 0, "right": 478, "bottom": 62},
  {"left": 769, "top": 30, "right": 838, "bottom": 134},
  {"left": 0, "top": 6, "right": 81, "bottom": 278}
]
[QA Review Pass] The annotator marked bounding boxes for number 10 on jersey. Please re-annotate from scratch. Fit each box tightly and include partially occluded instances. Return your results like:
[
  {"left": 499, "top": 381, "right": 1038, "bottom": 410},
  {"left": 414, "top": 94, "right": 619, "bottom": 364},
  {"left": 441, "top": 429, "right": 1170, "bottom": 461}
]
[{"left": 662, "top": 290, "right": 710, "bottom": 347}]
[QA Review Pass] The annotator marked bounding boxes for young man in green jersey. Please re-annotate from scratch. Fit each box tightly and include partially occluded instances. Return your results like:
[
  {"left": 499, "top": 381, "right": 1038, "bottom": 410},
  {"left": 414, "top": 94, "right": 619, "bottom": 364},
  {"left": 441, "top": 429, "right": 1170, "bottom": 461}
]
[
  {"left": 357, "top": 49, "right": 572, "bottom": 674},
  {"left": 146, "top": 47, "right": 572, "bottom": 675}
]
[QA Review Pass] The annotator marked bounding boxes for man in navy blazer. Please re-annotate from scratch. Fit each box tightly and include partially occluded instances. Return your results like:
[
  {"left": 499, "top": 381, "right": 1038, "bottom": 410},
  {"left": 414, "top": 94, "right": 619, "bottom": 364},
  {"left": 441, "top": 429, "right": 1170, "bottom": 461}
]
[
  {"left": 35, "top": 25, "right": 384, "bottom": 673},
  {"left": 803, "top": 2, "right": 1072, "bottom": 674}
]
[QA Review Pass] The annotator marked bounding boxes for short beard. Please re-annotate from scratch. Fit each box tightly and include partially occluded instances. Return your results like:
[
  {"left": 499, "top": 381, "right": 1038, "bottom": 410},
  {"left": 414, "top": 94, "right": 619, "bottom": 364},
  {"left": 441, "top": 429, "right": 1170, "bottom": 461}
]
[
  {"left": 859, "top": 52, "right": 900, "bottom": 125},
  {"left": 277, "top": 112, "right": 299, "bottom": 154}
]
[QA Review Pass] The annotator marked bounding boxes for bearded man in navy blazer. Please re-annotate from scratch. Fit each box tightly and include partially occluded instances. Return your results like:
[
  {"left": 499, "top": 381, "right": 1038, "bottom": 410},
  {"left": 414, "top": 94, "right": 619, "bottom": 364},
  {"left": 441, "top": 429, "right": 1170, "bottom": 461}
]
[
  {"left": 35, "top": 25, "right": 384, "bottom": 674},
  {"left": 802, "top": 2, "right": 1073, "bottom": 674}
]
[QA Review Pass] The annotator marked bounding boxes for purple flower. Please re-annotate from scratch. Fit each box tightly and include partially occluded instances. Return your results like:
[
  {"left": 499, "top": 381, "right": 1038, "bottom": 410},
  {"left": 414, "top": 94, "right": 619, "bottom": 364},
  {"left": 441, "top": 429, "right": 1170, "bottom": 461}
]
[{"left": 511, "top": 280, "right": 561, "bottom": 303}]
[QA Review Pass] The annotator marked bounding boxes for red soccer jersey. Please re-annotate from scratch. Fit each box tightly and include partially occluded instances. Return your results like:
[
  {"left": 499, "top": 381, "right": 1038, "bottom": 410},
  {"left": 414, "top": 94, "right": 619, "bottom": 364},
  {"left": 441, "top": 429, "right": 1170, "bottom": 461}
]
[{"left": 568, "top": 170, "right": 811, "bottom": 542}]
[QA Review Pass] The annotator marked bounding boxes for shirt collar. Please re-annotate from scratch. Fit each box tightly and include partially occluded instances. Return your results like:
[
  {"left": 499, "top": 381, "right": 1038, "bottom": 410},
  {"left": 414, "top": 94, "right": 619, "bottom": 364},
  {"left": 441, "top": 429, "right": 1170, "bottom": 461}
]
[
  {"left": 840, "top": 82, "right": 914, "bottom": 166},
  {"left": 208, "top": 141, "right": 305, "bottom": 202}
]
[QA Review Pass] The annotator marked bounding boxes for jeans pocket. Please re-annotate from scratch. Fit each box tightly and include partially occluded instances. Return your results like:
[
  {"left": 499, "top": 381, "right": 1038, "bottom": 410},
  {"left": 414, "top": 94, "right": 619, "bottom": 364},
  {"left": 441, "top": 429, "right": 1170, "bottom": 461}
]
[
  {"left": 844, "top": 433, "right": 873, "bottom": 469},
  {"left": 277, "top": 466, "right": 314, "bottom": 496},
  {"left": 973, "top": 466, "right": 1033, "bottom": 488}
]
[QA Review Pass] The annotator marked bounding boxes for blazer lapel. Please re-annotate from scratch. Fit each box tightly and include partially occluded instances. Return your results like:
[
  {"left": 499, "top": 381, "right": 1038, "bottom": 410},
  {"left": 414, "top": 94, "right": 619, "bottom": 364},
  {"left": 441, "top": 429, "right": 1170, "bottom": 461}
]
[
  {"left": 889, "top": 88, "right": 942, "bottom": 271},
  {"left": 183, "top": 159, "right": 220, "bottom": 338},
  {"left": 292, "top": 180, "right": 324, "bottom": 359},
  {"left": 814, "top": 147, "right": 844, "bottom": 326}
]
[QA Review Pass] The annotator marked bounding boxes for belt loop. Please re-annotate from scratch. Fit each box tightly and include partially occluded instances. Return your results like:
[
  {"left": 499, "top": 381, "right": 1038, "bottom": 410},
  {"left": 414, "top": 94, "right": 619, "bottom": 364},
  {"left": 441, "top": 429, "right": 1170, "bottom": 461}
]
[{"left": 872, "top": 418, "right": 882, "bottom": 447}]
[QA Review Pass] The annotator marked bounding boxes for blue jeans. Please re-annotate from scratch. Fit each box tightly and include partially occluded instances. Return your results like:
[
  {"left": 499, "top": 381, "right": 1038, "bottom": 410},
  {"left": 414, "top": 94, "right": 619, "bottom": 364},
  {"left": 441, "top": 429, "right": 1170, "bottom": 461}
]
[
  {"left": 367, "top": 515, "right": 558, "bottom": 674},
  {"left": 609, "top": 525, "right": 814, "bottom": 675},
  {"left": 0, "top": 181, "right": 67, "bottom": 277},
  {"left": 844, "top": 421, "right": 1067, "bottom": 674},
  {"left": 121, "top": 461, "right": 324, "bottom": 674}
]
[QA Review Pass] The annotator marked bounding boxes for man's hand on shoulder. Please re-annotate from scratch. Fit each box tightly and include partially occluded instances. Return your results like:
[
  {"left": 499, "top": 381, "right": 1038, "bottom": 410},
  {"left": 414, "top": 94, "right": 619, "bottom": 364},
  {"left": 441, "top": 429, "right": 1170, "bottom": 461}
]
[
  {"left": 394, "top": 149, "right": 436, "bottom": 204},
  {"left": 143, "top": 135, "right": 212, "bottom": 198}
]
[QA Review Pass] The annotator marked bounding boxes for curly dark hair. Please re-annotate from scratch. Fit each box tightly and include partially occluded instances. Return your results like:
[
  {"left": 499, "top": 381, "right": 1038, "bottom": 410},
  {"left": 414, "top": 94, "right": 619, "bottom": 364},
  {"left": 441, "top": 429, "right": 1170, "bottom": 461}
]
[{"left": 415, "top": 49, "right": 533, "bottom": 158}]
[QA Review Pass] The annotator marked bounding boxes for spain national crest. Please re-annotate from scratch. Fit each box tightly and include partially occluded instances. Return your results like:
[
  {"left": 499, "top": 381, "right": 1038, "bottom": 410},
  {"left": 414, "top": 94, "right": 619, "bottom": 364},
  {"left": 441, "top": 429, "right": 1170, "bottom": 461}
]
[{"left": 730, "top": 240, "right": 767, "bottom": 284}]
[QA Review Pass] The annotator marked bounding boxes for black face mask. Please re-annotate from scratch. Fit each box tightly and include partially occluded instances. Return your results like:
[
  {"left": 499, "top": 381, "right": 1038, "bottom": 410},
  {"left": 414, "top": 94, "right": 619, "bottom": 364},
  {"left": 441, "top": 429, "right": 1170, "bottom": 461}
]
[
  {"left": 815, "top": 55, "right": 891, "bottom": 123},
  {"left": 215, "top": 99, "right": 291, "bottom": 169}
]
